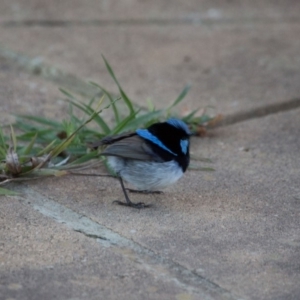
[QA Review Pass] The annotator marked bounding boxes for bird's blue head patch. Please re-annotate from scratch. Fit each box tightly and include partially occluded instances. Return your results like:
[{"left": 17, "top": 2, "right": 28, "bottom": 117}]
[{"left": 166, "top": 118, "right": 191, "bottom": 135}]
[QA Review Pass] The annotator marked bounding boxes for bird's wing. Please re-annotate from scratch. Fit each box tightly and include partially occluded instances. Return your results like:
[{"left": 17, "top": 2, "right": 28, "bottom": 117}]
[
  {"left": 91, "top": 132, "right": 136, "bottom": 148},
  {"left": 101, "top": 135, "right": 163, "bottom": 162}
]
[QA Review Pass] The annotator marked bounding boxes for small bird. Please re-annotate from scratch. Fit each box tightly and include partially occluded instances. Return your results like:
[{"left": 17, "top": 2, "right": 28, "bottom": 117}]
[{"left": 93, "top": 118, "right": 191, "bottom": 208}]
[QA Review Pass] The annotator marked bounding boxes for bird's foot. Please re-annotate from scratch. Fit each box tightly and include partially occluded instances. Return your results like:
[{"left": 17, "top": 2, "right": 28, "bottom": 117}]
[
  {"left": 126, "top": 189, "right": 163, "bottom": 195},
  {"left": 113, "top": 200, "right": 152, "bottom": 209}
]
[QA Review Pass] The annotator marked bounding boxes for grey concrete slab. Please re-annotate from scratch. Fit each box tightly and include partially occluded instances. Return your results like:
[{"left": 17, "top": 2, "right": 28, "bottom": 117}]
[
  {"left": 1, "top": 0, "right": 300, "bottom": 21},
  {"left": 1, "top": 18, "right": 300, "bottom": 116},
  {"left": 26, "top": 108, "right": 300, "bottom": 300},
  {"left": 0, "top": 57, "right": 234, "bottom": 300},
  {"left": 0, "top": 55, "right": 68, "bottom": 125},
  {"left": 0, "top": 1, "right": 299, "bottom": 300},
  {"left": 1, "top": 196, "right": 223, "bottom": 300}
]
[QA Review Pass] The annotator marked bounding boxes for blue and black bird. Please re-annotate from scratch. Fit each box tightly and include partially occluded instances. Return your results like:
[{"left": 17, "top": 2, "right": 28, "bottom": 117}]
[{"left": 93, "top": 118, "right": 191, "bottom": 208}]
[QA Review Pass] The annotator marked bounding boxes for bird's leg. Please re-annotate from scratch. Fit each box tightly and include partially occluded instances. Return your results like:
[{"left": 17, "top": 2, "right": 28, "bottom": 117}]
[
  {"left": 113, "top": 176, "right": 151, "bottom": 209},
  {"left": 126, "top": 188, "right": 163, "bottom": 195}
]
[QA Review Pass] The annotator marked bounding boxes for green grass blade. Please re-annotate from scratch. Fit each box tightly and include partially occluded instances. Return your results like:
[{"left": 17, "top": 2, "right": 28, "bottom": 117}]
[
  {"left": 119, "top": 89, "right": 135, "bottom": 114},
  {"left": 146, "top": 99, "right": 155, "bottom": 111},
  {"left": 17, "top": 115, "right": 62, "bottom": 128},
  {"left": 0, "top": 127, "right": 8, "bottom": 156},
  {"left": 14, "top": 120, "right": 41, "bottom": 132},
  {"left": 0, "top": 146, "right": 6, "bottom": 158},
  {"left": 168, "top": 84, "right": 191, "bottom": 109},
  {"left": 65, "top": 98, "right": 110, "bottom": 134},
  {"left": 50, "top": 135, "right": 75, "bottom": 158},
  {"left": 37, "top": 139, "right": 57, "bottom": 156},
  {"left": 59, "top": 88, "right": 78, "bottom": 100},
  {"left": 17, "top": 130, "right": 57, "bottom": 143},
  {"left": 51, "top": 96, "right": 106, "bottom": 158},
  {"left": 69, "top": 114, "right": 83, "bottom": 127},
  {"left": 0, "top": 187, "right": 19, "bottom": 196},
  {"left": 89, "top": 82, "right": 120, "bottom": 123},
  {"left": 22, "top": 133, "right": 37, "bottom": 155},
  {"left": 66, "top": 98, "right": 89, "bottom": 115},
  {"left": 10, "top": 125, "right": 17, "bottom": 152},
  {"left": 102, "top": 55, "right": 135, "bottom": 114},
  {"left": 17, "top": 130, "right": 47, "bottom": 139},
  {"left": 88, "top": 98, "right": 96, "bottom": 108},
  {"left": 66, "top": 151, "right": 100, "bottom": 166},
  {"left": 110, "top": 110, "right": 140, "bottom": 135},
  {"left": 0, "top": 127, "right": 7, "bottom": 148},
  {"left": 122, "top": 110, "right": 163, "bottom": 131},
  {"left": 81, "top": 103, "right": 110, "bottom": 134},
  {"left": 181, "top": 108, "right": 201, "bottom": 123}
]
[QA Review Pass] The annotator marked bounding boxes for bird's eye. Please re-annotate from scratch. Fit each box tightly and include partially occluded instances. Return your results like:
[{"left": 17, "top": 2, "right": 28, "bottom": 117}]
[{"left": 180, "top": 139, "right": 189, "bottom": 154}]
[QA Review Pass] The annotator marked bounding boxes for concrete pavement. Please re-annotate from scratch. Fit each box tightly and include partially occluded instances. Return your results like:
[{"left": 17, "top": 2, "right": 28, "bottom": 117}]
[{"left": 1, "top": 1, "right": 300, "bottom": 299}]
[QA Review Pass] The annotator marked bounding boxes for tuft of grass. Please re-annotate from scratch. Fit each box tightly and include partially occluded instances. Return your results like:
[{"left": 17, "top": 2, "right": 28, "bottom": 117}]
[{"left": 0, "top": 56, "right": 216, "bottom": 195}]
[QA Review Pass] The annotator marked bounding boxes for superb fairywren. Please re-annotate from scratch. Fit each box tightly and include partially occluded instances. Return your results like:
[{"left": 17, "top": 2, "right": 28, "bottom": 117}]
[{"left": 94, "top": 118, "right": 191, "bottom": 208}]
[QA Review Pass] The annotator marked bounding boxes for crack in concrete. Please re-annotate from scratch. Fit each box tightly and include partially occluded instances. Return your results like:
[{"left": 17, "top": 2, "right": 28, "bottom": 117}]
[
  {"left": 73, "top": 228, "right": 108, "bottom": 240},
  {"left": 14, "top": 184, "right": 242, "bottom": 300},
  {"left": 210, "top": 98, "right": 300, "bottom": 128},
  {"left": 1, "top": 16, "right": 300, "bottom": 27}
]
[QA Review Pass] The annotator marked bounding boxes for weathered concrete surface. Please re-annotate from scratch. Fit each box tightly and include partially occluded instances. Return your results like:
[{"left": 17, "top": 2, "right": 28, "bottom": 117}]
[
  {"left": 0, "top": 1, "right": 300, "bottom": 300},
  {"left": 26, "top": 107, "right": 300, "bottom": 300},
  {"left": 1, "top": 0, "right": 300, "bottom": 21},
  {"left": 0, "top": 55, "right": 68, "bottom": 124},
  {"left": 1, "top": 196, "right": 213, "bottom": 300},
  {"left": 1, "top": 3, "right": 300, "bottom": 115}
]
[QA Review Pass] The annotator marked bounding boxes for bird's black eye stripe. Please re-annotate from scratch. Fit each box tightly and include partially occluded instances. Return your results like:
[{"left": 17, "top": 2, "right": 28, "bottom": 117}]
[{"left": 136, "top": 129, "right": 177, "bottom": 156}]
